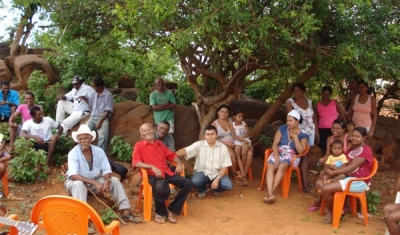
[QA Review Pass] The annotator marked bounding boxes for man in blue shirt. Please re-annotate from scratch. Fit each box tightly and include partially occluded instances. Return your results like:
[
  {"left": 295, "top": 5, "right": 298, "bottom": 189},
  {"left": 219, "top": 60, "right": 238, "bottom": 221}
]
[{"left": 0, "top": 81, "right": 19, "bottom": 122}]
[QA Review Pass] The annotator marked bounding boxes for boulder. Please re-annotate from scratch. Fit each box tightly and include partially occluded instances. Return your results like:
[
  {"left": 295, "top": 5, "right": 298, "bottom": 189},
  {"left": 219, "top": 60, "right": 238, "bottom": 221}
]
[
  {"left": 0, "top": 60, "right": 11, "bottom": 82},
  {"left": 118, "top": 75, "right": 135, "bottom": 88}
]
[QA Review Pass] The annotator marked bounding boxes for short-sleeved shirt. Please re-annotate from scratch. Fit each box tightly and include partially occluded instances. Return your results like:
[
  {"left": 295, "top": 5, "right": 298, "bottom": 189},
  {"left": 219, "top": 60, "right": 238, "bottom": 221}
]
[
  {"left": 149, "top": 89, "right": 176, "bottom": 124},
  {"left": 0, "top": 90, "right": 20, "bottom": 117},
  {"left": 184, "top": 140, "right": 232, "bottom": 179},
  {"left": 90, "top": 88, "right": 113, "bottom": 116},
  {"left": 64, "top": 83, "right": 96, "bottom": 111},
  {"left": 286, "top": 98, "right": 315, "bottom": 135},
  {"left": 155, "top": 132, "right": 175, "bottom": 151},
  {"left": 67, "top": 145, "right": 112, "bottom": 180},
  {"left": 16, "top": 104, "right": 42, "bottom": 123},
  {"left": 277, "top": 125, "right": 308, "bottom": 154},
  {"left": 345, "top": 145, "right": 373, "bottom": 183},
  {"left": 326, "top": 154, "right": 348, "bottom": 167},
  {"left": 132, "top": 139, "right": 177, "bottom": 178},
  {"left": 21, "top": 117, "right": 58, "bottom": 142}
]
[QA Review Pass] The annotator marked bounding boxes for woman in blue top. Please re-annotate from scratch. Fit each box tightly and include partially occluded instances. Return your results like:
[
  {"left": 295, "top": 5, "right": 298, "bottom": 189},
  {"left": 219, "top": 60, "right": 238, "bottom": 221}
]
[{"left": 264, "top": 110, "right": 308, "bottom": 204}]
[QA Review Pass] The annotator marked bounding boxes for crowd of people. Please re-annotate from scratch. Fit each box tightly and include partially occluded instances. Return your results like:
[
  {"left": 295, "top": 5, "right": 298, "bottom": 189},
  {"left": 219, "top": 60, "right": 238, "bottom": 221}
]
[{"left": 0, "top": 75, "right": 395, "bottom": 230}]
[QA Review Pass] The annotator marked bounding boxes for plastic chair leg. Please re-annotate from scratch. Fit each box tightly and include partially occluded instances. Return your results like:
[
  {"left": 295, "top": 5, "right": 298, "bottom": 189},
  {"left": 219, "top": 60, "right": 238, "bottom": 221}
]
[
  {"left": 248, "top": 167, "right": 253, "bottom": 181},
  {"left": 294, "top": 168, "right": 302, "bottom": 192},
  {"left": 358, "top": 195, "right": 369, "bottom": 226},
  {"left": 143, "top": 184, "right": 153, "bottom": 222},
  {"left": 281, "top": 167, "right": 292, "bottom": 199},
  {"left": 260, "top": 162, "right": 268, "bottom": 190},
  {"left": 2, "top": 173, "right": 8, "bottom": 197}
]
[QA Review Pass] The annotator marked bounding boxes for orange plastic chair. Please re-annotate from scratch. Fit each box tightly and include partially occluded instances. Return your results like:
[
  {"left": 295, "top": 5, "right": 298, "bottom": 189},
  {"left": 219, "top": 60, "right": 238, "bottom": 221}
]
[
  {"left": 320, "top": 158, "right": 378, "bottom": 229},
  {"left": 259, "top": 145, "right": 309, "bottom": 199},
  {"left": 137, "top": 162, "right": 188, "bottom": 221},
  {"left": 1, "top": 161, "right": 9, "bottom": 197},
  {"left": 0, "top": 214, "right": 21, "bottom": 235},
  {"left": 31, "top": 195, "right": 120, "bottom": 235}
]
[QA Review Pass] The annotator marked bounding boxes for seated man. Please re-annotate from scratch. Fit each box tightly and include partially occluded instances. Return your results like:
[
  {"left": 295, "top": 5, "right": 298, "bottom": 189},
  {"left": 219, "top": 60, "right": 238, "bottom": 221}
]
[
  {"left": 132, "top": 123, "right": 193, "bottom": 224},
  {"left": 20, "top": 106, "right": 62, "bottom": 172},
  {"left": 176, "top": 125, "right": 233, "bottom": 199},
  {"left": 155, "top": 121, "right": 175, "bottom": 151},
  {"left": 0, "top": 81, "right": 19, "bottom": 123},
  {"left": 8, "top": 91, "right": 40, "bottom": 152},
  {"left": 384, "top": 177, "right": 400, "bottom": 234},
  {"left": 56, "top": 75, "right": 95, "bottom": 135},
  {"left": 65, "top": 124, "right": 142, "bottom": 223}
]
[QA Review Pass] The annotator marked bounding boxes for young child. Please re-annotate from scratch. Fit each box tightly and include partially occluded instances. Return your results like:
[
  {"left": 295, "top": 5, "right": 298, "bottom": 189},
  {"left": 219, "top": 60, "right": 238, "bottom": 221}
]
[
  {"left": 345, "top": 120, "right": 355, "bottom": 135},
  {"left": 230, "top": 108, "right": 251, "bottom": 186},
  {"left": 317, "top": 139, "right": 348, "bottom": 189},
  {"left": 0, "top": 134, "right": 11, "bottom": 197}
]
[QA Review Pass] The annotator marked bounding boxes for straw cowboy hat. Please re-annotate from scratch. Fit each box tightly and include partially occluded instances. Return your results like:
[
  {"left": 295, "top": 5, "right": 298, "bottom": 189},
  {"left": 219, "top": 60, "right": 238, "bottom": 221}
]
[{"left": 71, "top": 124, "right": 96, "bottom": 142}]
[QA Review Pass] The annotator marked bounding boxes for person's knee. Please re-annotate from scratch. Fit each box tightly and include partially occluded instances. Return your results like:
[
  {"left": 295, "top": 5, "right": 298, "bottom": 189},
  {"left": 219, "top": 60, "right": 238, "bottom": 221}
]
[
  {"left": 71, "top": 180, "right": 86, "bottom": 191},
  {"left": 277, "top": 162, "right": 288, "bottom": 171},
  {"left": 191, "top": 173, "right": 204, "bottom": 186},
  {"left": 220, "top": 178, "right": 233, "bottom": 191},
  {"left": 183, "top": 178, "right": 194, "bottom": 190}
]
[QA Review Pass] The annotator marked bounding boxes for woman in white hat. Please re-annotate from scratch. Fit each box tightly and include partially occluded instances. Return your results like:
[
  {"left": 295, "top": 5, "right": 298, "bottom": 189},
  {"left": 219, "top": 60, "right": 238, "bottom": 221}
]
[{"left": 264, "top": 110, "right": 308, "bottom": 204}]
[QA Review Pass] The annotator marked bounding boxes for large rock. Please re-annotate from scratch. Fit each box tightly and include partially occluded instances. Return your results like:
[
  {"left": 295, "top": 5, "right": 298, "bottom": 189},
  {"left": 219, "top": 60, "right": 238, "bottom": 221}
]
[
  {"left": 0, "top": 60, "right": 11, "bottom": 82},
  {"left": 5, "top": 54, "right": 59, "bottom": 90}
]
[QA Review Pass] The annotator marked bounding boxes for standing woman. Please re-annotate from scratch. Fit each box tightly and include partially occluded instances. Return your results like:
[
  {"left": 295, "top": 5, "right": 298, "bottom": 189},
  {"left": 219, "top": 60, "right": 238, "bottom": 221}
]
[
  {"left": 348, "top": 80, "right": 377, "bottom": 139},
  {"left": 320, "top": 127, "right": 373, "bottom": 223},
  {"left": 315, "top": 86, "right": 347, "bottom": 154},
  {"left": 286, "top": 82, "right": 318, "bottom": 192}
]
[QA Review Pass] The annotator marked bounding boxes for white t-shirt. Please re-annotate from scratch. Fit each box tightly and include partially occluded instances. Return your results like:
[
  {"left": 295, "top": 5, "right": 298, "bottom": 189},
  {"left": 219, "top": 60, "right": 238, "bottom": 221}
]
[
  {"left": 64, "top": 83, "right": 96, "bottom": 111},
  {"left": 21, "top": 117, "right": 59, "bottom": 142}
]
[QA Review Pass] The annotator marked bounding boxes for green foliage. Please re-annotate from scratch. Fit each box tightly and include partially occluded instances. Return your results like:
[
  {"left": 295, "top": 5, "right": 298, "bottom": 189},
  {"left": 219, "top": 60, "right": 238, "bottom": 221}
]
[
  {"left": 9, "top": 138, "right": 48, "bottom": 183},
  {"left": 112, "top": 94, "right": 128, "bottom": 104},
  {"left": 53, "top": 135, "right": 74, "bottom": 167},
  {"left": 0, "top": 123, "right": 10, "bottom": 142},
  {"left": 175, "top": 83, "right": 196, "bottom": 106},
  {"left": 366, "top": 190, "right": 381, "bottom": 214},
  {"left": 100, "top": 207, "right": 117, "bottom": 225},
  {"left": 110, "top": 136, "right": 132, "bottom": 162},
  {"left": 27, "top": 71, "right": 62, "bottom": 117},
  {"left": 258, "top": 135, "right": 272, "bottom": 147}
]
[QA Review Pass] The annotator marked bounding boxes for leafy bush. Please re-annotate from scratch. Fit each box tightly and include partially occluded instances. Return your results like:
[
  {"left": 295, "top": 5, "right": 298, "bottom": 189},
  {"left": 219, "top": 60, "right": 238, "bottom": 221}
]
[
  {"left": 367, "top": 190, "right": 381, "bottom": 214},
  {"left": 175, "top": 83, "right": 196, "bottom": 106},
  {"left": 0, "top": 123, "right": 10, "bottom": 142},
  {"left": 54, "top": 135, "right": 75, "bottom": 166},
  {"left": 9, "top": 138, "right": 48, "bottom": 183},
  {"left": 259, "top": 134, "right": 272, "bottom": 147},
  {"left": 100, "top": 207, "right": 118, "bottom": 225},
  {"left": 110, "top": 136, "right": 132, "bottom": 162}
]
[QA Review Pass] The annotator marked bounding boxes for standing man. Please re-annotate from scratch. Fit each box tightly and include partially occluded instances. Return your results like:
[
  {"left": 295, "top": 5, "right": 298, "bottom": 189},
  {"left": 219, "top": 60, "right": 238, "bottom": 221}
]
[
  {"left": 0, "top": 81, "right": 19, "bottom": 123},
  {"left": 176, "top": 125, "right": 233, "bottom": 199},
  {"left": 56, "top": 75, "right": 95, "bottom": 135},
  {"left": 155, "top": 121, "right": 175, "bottom": 151},
  {"left": 132, "top": 123, "right": 193, "bottom": 224},
  {"left": 149, "top": 78, "right": 176, "bottom": 133},
  {"left": 86, "top": 77, "right": 113, "bottom": 152},
  {"left": 20, "top": 106, "right": 63, "bottom": 172},
  {"left": 65, "top": 124, "right": 142, "bottom": 223},
  {"left": 8, "top": 91, "right": 39, "bottom": 152}
]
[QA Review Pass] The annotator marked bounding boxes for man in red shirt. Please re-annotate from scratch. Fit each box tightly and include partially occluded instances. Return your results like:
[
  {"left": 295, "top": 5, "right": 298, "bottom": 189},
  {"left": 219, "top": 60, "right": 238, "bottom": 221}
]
[{"left": 132, "top": 123, "right": 193, "bottom": 224}]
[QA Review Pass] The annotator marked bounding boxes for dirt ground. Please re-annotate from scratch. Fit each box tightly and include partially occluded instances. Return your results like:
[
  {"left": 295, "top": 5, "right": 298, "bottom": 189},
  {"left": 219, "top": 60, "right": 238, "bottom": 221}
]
[{"left": 0, "top": 156, "right": 396, "bottom": 235}]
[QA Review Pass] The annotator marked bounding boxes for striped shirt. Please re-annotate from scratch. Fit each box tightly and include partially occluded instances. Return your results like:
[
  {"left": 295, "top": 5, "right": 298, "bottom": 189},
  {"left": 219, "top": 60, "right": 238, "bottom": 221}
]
[{"left": 185, "top": 140, "right": 232, "bottom": 179}]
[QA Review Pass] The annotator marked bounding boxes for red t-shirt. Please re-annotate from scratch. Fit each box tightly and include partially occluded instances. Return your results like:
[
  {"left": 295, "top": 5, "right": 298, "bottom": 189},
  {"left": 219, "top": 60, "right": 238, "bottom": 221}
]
[
  {"left": 132, "top": 139, "right": 177, "bottom": 178},
  {"left": 345, "top": 145, "right": 373, "bottom": 183}
]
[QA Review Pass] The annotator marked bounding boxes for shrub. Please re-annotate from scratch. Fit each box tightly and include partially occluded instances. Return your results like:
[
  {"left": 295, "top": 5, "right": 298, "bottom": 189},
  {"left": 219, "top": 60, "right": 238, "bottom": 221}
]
[
  {"left": 175, "top": 83, "right": 196, "bottom": 106},
  {"left": 9, "top": 138, "right": 48, "bottom": 183},
  {"left": 54, "top": 135, "right": 75, "bottom": 166},
  {"left": 0, "top": 123, "right": 10, "bottom": 142},
  {"left": 110, "top": 136, "right": 132, "bottom": 162},
  {"left": 367, "top": 190, "right": 381, "bottom": 214}
]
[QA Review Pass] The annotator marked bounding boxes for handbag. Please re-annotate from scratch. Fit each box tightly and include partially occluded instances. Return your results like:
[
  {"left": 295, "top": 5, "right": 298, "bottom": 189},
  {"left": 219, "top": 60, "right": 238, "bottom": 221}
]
[{"left": 109, "top": 160, "right": 128, "bottom": 178}]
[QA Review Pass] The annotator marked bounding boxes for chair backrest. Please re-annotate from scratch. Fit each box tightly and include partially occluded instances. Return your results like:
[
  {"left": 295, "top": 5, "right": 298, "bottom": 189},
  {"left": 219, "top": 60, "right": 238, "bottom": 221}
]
[
  {"left": 31, "top": 195, "right": 113, "bottom": 235},
  {"left": 358, "top": 158, "right": 378, "bottom": 182},
  {"left": 296, "top": 145, "right": 310, "bottom": 157}
]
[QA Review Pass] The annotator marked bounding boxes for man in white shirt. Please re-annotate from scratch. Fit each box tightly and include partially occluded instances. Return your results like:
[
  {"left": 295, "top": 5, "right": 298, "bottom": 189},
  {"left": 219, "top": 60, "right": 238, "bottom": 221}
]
[
  {"left": 20, "top": 106, "right": 63, "bottom": 172},
  {"left": 176, "top": 125, "right": 233, "bottom": 199},
  {"left": 56, "top": 75, "right": 96, "bottom": 135}
]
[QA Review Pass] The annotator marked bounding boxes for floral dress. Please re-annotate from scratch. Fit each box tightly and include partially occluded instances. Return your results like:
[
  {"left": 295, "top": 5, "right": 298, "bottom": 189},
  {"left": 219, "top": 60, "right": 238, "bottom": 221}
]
[{"left": 286, "top": 98, "right": 315, "bottom": 136}]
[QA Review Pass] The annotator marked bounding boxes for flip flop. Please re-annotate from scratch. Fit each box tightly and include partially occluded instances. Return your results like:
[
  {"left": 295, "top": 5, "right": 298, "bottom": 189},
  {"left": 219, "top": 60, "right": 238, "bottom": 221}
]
[
  {"left": 308, "top": 205, "right": 319, "bottom": 212},
  {"left": 263, "top": 196, "right": 275, "bottom": 204}
]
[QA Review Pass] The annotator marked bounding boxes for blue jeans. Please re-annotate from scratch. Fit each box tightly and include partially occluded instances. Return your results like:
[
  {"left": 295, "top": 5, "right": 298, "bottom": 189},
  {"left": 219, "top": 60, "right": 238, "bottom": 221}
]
[
  {"left": 86, "top": 116, "right": 109, "bottom": 152},
  {"left": 191, "top": 172, "right": 233, "bottom": 193}
]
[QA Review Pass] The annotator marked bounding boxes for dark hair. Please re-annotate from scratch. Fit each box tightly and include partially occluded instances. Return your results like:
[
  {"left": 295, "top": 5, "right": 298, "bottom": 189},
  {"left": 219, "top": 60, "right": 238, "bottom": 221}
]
[
  {"left": 25, "top": 91, "right": 35, "bottom": 99},
  {"left": 159, "top": 120, "right": 170, "bottom": 127},
  {"left": 30, "top": 105, "right": 42, "bottom": 117},
  {"left": 204, "top": 125, "right": 218, "bottom": 134},
  {"left": 332, "top": 119, "right": 346, "bottom": 129},
  {"left": 346, "top": 120, "right": 355, "bottom": 127},
  {"left": 92, "top": 76, "right": 105, "bottom": 87},
  {"left": 292, "top": 82, "right": 306, "bottom": 92},
  {"left": 353, "top": 127, "right": 367, "bottom": 137},
  {"left": 0, "top": 81, "right": 10, "bottom": 87},
  {"left": 330, "top": 139, "right": 344, "bottom": 148},
  {"left": 232, "top": 108, "right": 243, "bottom": 116},
  {"left": 358, "top": 79, "right": 369, "bottom": 88},
  {"left": 216, "top": 104, "right": 230, "bottom": 113},
  {"left": 321, "top": 86, "right": 332, "bottom": 94}
]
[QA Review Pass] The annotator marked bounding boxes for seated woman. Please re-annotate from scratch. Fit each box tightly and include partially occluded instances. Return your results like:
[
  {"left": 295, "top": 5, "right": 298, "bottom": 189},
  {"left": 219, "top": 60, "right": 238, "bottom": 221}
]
[
  {"left": 320, "top": 127, "right": 373, "bottom": 224},
  {"left": 264, "top": 110, "right": 308, "bottom": 204},
  {"left": 383, "top": 177, "right": 400, "bottom": 235}
]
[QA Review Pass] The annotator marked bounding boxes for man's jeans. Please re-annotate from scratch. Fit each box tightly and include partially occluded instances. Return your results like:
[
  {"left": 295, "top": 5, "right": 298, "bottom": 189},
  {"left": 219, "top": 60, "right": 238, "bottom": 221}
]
[{"left": 191, "top": 171, "right": 233, "bottom": 193}]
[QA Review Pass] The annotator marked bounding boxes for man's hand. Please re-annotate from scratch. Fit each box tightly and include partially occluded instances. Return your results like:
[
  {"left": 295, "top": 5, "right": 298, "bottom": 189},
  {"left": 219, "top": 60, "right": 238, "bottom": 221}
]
[
  {"left": 94, "top": 182, "right": 104, "bottom": 193},
  {"left": 152, "top": 166, "right": 162, "bottom": 178},
  {"left": 8, "top": 122, "right": 17, "bottom": 128},
  {"left": 35, "top": 136, "right": 45, "bottom": 145},
  {"left": 0, "top": 101, "right": 8, "bottom": 106},
  {"left": 102, "top": 179, "right": 110, "bottom": 193},
  {"left": 211, "top": 177, "right": 220, "bottom": 189},
  {"left": 95, "top": 122, "right": 102, "bottom": 131},
  {"left": 175, "top": 163, "right": 183, "bottom": 174}
]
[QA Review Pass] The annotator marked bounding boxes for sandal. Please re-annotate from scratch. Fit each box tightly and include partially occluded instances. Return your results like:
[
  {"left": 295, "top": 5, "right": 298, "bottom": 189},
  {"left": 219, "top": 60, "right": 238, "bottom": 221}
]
[
  {"left": 155, "top": 213, "right": 166, "bottom": 224},
  {"left": 235, "top": 177, "right": 243, "bottom": 186},
  {"left": 308, "top": 200, "right": 321, "bottom": 212},
  {"left": 121, "top": 212, "right": 143, "bottom": 224},
  {"left": 263, "top": 196, "right": 275, "bottom": 204},
  {"left": 242, "top": 178, "right": 249, "bottom": 186},
  {"left": 323, "top": 214, "right": 333, "bottom": 224}
]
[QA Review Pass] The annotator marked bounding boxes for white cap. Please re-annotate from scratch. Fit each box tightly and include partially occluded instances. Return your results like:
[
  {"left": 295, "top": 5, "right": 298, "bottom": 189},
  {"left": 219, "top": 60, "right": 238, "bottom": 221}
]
[{"left": 288, "top": 110, "right": 301, "bottom": 120}]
